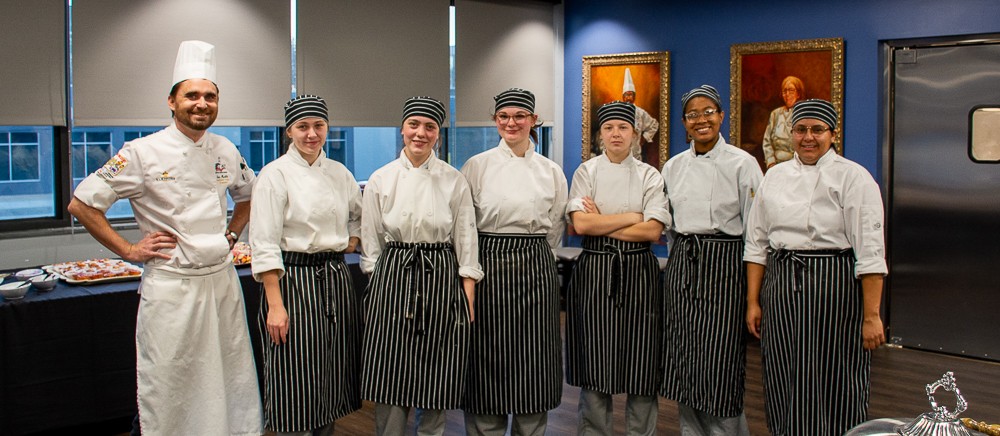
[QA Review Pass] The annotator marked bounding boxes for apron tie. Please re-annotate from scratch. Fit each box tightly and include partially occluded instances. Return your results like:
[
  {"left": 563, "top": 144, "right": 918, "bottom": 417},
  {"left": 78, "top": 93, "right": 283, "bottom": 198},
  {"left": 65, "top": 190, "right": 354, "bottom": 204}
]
[
  {"left": 402, "top": 244, "right": 435, "bottom": 335},
  {"left": 583, "top": 243, "right": 649, "bottom": 308},
  {"left": 774, "top": 249, "right": 808, "bottom": 293}
]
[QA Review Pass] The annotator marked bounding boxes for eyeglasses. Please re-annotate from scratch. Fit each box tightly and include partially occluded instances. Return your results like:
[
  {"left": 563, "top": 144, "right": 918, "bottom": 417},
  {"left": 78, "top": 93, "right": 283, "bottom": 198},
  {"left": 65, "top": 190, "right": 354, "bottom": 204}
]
[
  {"left": 495, "top": 113, "right": 531, "bottom": 124},
  {"left": 791, "top": 125, "right": 833, "bottom": 136},
  {"left": 683, "top": 108, "right": 718, "bottom": 121}
]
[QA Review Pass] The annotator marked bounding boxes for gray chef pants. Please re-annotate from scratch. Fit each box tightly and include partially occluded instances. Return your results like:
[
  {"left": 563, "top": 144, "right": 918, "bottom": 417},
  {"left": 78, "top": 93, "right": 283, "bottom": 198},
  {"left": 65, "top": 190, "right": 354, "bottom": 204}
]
[
  {"left": 374, "top": 403, "right": 447, "bottom": 436},
  {"left": 464, "top": 411, "right": 548, "bottom": 436},
  {"left": 677, "top": 404, "right": 749, "bottom": 436},
  {"left": 276, "top": 422, "right": 335, "bottom": 436},
  {"left": 577, "top": 389, "right": 658, "bottom": 436}
]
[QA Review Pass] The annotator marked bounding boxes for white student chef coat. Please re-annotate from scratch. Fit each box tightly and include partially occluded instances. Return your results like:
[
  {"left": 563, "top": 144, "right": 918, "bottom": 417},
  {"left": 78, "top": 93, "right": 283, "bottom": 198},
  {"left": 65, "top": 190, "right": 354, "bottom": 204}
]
[
  {"left": 249, "top": 145, "right": 362, "bottom": 281},
  {"left": 360, "top": 151, "right": 483, "bottom": 281},
  {"left": 460, "top": 139, "right": 568, "bottom": 255},
  {"left": 744, "top": 148, "right": 887, "bottom": 277},
  {"left": 661, "top": 135, "right": 763, "bottom": 236},
  {"left": 567, "top": 153, "right": 671, "bottom": 228}
]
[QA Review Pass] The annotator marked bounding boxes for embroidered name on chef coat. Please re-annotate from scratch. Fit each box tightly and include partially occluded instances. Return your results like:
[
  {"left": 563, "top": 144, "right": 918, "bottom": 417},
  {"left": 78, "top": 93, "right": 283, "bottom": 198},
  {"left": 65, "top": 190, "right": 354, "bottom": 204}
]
[
  {"left": 155, "top": 171, "right": 177, "bottom": 182},
  {"left": 96, "top": 152, "right": 128, "bottom": 180}
]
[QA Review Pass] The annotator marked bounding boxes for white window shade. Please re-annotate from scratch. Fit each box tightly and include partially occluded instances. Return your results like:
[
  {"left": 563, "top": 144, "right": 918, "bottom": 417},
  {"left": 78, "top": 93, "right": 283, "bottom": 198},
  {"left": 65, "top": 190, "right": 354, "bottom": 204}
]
[
  {"left": 0, "top": 0, "right": 66, "bottom": 126},
  {"left": 455, "top": 0, "right": 555, "bottom": 127},
  {"left": 297, "top": 0, "right": 450, "bottom": 127},
  {"left": 72, "top": 0, "right": 290, "bottom": 127}
]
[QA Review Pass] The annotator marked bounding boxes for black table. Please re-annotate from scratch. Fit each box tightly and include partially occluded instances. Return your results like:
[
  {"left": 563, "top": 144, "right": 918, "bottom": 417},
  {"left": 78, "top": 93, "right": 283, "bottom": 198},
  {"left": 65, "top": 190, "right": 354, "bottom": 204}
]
[{"left": 0, "top": 258, "right": 368, "bottom": 436}]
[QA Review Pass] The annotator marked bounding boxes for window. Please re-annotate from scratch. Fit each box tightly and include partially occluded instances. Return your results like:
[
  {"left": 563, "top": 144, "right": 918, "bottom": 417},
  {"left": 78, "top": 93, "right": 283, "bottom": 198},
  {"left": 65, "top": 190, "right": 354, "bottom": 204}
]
[
  {"left": 1, "top": 131, "right": 41, "bottom": 182},
  {"left": 0, "top": 126, "right": 55, "bottom": 220},
  {"left": 249, "top": 129, "right": 278, "bottom": 172}
]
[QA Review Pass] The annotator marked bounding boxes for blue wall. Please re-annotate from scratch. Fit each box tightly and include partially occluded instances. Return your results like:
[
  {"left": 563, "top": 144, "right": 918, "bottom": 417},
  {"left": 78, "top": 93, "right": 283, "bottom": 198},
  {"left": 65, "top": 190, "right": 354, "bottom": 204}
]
[{"left": 563, "top": 0, "right": 1000, "bottom": 184}]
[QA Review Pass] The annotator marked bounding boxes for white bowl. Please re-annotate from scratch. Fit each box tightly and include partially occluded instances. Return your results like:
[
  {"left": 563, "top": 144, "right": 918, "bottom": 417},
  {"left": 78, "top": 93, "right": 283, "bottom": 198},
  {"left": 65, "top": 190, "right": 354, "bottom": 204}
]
[
  {"left": 14, "top": 268, "right": 45, "bottom": 280},
  {"left": 30, "top": 274, "right": 58, "bottom": 291},
  {"left": 0, "top": 281, "right": 31, "bottom": 300}
]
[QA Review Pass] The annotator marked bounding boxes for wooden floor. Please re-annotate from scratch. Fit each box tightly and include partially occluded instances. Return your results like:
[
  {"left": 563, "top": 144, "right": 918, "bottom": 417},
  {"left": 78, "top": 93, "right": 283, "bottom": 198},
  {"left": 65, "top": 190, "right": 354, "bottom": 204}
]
[
  {"left": 323, "top": 338, "right": 1000, "bottom": 435},
  {"left": 85, "top": 330, "right": 1000, "bottom": 436}
]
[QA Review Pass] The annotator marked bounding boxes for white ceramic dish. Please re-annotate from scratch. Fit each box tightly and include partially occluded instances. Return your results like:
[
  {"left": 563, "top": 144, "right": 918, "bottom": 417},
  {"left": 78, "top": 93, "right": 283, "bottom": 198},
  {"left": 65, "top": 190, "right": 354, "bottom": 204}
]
[
  {"left": 0, "top": 281, "right": 31, "bottom": 300},
  {"left": 14, "top": 268, "right": 45, "bottom": 280},
  {"left": 30, "top": 274, "right": 58, "bottom": 291}
]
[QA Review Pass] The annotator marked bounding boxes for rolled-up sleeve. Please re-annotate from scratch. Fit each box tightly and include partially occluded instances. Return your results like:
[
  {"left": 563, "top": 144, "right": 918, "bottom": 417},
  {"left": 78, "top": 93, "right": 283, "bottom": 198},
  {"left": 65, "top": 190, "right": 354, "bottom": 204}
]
[
  {"left": 360, "top": 178, "right": 385, "bottom": 274},
  {"left": 641, "top": 170, "right": 672, "bottom": 229},
  {"left": 743, "top": 177, "right": 770, "bottom": 266},
  {"left": 453, "top": 179, "right": 484, "bottom": 282},
  {"left": 844, "top": 170, "right": 888, "bottom": 277},
  {"left": 249, "top": 168, "right": 287, "bottom": 282}
]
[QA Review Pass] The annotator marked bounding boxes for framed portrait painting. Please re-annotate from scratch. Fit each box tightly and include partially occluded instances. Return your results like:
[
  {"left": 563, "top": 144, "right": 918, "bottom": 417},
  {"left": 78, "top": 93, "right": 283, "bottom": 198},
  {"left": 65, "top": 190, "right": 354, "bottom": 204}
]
[
  {"left": 582, "top": 51, "right": 670, "bottom": 170},
  {"left": 730, "top": 38, "right": 844, "bottom": 172}
]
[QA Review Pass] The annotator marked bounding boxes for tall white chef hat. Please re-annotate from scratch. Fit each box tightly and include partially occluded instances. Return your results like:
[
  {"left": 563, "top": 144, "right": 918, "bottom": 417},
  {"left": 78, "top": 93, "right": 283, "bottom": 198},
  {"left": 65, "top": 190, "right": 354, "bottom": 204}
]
[
  {"left": 172, "top": 40, "right": 217, "bottom": 89},
  {"left": 623, "top": 68, "right": 636, "bottom": 94}
]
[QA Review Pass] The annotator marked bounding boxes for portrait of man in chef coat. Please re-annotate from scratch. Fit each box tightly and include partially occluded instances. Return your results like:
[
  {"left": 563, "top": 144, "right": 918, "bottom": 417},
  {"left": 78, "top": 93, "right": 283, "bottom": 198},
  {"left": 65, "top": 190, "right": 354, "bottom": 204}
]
[{"left": 583, "top": 53, "right": 668, "bottom": 170}]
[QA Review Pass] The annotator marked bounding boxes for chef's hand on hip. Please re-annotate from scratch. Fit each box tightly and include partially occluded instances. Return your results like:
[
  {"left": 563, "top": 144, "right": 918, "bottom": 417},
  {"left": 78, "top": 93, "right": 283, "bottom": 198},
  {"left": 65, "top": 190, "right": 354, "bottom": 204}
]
[
  {"left": 267, "top": 305, "right": 290, "bottom": 345},
  {"left": 125, "top": 231, "right": 176, "bottom": 262}
]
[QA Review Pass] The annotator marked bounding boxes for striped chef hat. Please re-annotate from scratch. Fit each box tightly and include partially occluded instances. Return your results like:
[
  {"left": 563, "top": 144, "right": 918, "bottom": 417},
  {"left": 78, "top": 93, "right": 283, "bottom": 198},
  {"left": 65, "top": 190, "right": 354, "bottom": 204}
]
[
  {"left": 791, "top": 99, "right": 838, "bottom": 130},
  {"left": 597, "top": 101, "right": 636, "bottom": 127},
  {"left": 284, "top": 95, "right": 328, "bottom": 129},
  {"left": 680, "top": 84, "right": 722, "bottom": 112},
  {"left": 494, "top": 88, "right": 535, "bottom": 113},
  {"left": 402, "top": 96, "right": 446, "bottom": 127}
]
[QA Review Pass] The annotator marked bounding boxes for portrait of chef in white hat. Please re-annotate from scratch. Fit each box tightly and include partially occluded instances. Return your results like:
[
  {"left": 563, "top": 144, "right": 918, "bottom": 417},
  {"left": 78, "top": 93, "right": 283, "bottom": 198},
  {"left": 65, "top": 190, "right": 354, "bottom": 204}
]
[
  {"left": 620, "top": 68, "right": 660, "bottom": 161},
  {"left": 68, "top": 40, "right": 263, "bottom": 436}
]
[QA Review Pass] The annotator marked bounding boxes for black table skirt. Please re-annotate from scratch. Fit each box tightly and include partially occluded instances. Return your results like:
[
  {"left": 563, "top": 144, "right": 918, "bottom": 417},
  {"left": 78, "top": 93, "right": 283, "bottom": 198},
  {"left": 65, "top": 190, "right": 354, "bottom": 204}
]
[{"left": 0, "top": 259, "right": 368, "bottom": 436}]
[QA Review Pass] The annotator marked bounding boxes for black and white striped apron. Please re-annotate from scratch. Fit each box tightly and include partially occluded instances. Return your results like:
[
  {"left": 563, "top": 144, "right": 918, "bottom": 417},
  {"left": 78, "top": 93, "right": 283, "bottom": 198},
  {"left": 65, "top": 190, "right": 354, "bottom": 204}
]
[
  {"left": 464, "top": 233, "right": 562, "bottom": 414},
  {"left": 566, "top": 235, "right": 662, "bottom": 395},
  {"left": 259, "top": 251, "right": 361, "bottom": 433},
  {"left": 361, "top": 241, "right": 471, "bottom": 409},
  {"left": 660, "top": 233, "right": 747, "bottom": 417},
  {"left": 760, "top": 248, "right": 869, "bottom": 436}
]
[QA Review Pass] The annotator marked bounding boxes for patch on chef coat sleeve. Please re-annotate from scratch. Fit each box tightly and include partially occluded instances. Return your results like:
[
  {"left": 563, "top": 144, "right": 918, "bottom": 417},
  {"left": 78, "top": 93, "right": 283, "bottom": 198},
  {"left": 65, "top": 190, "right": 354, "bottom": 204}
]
[
  {"left": 96, "top": 152, "right": 129, "bottom": 180},
  {"left": 239, "top": 157, "right": 253, "bottom": 181}
]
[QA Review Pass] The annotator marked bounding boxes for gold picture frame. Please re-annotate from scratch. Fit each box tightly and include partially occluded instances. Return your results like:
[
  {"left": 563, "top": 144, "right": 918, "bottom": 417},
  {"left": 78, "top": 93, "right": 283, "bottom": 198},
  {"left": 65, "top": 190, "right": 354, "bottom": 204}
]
[
  {"left": 582, "top": 51, "right": 670, "bottom": 170},
  {"left": 730, "top": 38, "right": 844, "bottom": 171}
]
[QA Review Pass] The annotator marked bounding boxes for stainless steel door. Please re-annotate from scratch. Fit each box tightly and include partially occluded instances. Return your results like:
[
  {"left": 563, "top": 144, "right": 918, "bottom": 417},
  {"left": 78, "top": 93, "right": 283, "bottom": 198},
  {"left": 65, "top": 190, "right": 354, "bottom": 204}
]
[{"left": 890, "top": 42, "right": 1000, "bottom": 361}]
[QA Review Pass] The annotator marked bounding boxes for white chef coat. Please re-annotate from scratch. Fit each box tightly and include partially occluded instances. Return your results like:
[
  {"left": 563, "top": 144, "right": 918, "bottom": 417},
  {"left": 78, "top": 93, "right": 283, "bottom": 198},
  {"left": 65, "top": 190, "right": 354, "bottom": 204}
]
[
  {"left": 73, "top": 122, "right": 256, "bottom": 274},
  {"left": 460, "top": 139, "right": 568, "bottom": 255},
  {"left": 631, "top": 105, "right": 659, "bottom": 160},
  {"left": 744, "top": 148, "right": 887, "bottom": 277},
  {"left": 72, "top": 121, "right": 263, "bottom": 436},
  {"left": 661, "top": 135, "right": 763, "bottom": 236},
  {"left": 360, "top": 151, "right": 483, "bottom": 281},
  {"left": 567, "top": 153, "right": 672, "bottom": 228},
  {"left": 249, "top": 144, "right": 362, "bottom": 281}
]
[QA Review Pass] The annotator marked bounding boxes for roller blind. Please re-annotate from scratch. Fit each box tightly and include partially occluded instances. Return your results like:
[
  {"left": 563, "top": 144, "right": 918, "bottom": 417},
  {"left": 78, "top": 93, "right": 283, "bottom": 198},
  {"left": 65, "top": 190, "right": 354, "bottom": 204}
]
[
  {"left": 297, "top": 0, "right": 450, "bottom": 127},
  {"left": 0, "top": 0, "right": 66, "bottom": 126},
  {"left": 72, "top": 0, "right": 290, "bottom": 127},
  {"left": 455, "top": 0, "right": 555, "bottom": 127}
]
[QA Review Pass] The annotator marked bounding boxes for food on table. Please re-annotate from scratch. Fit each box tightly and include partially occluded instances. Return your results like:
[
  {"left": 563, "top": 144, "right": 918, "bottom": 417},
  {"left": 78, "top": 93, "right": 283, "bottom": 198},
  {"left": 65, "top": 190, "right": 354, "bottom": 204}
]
[
  {"left": 231, "top": 242, "right": 252, "bottom": 265},
  {"left": 47, "top": 259, "right": 142, "bottom": 282}
]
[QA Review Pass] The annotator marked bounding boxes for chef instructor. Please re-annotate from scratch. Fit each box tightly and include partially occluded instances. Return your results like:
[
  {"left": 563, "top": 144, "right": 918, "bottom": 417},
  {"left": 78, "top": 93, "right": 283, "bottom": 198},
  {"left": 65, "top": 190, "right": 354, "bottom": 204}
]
[{"left": 67, "top": 41, "right": 263, "bottom": 436}]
